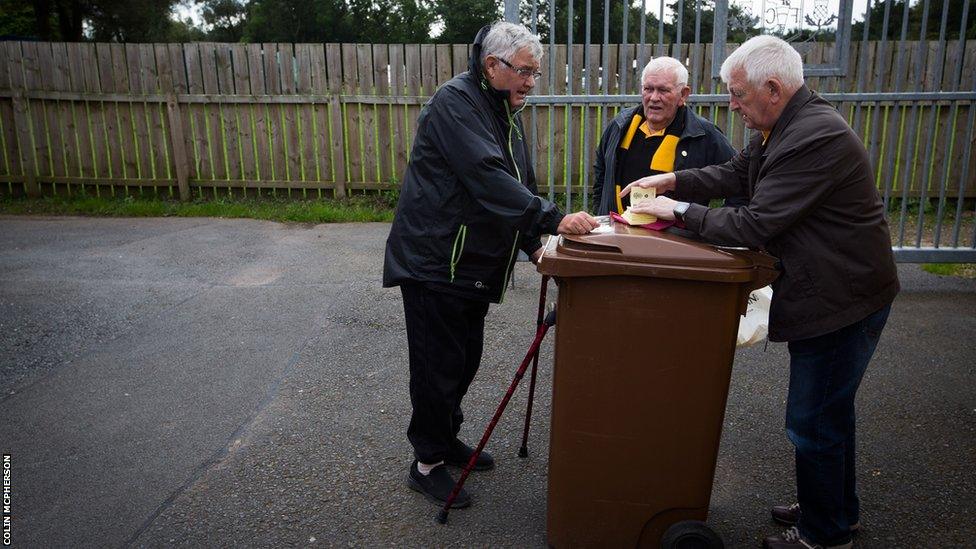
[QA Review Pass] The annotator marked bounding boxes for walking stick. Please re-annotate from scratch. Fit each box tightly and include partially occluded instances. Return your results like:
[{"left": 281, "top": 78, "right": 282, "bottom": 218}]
[
  {"left": 519, "top": 275, "right": 549, "bottom": 457},
  {"left": 437, "top": 302, "right": 558, "bottom": 524}
]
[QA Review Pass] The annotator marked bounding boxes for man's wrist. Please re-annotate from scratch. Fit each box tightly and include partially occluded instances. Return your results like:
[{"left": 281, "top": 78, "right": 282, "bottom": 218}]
[
  {"left": 668, "top": 171, "right": 679, "bottom": 191},
  {"left": 673, "top": 201, "right": 691, "bottom": 221}
]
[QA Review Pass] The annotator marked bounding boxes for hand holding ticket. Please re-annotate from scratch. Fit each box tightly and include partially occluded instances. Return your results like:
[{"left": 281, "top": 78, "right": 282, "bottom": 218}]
[{"left": 620, "top": 187, "right": 657, "bottom": 225}]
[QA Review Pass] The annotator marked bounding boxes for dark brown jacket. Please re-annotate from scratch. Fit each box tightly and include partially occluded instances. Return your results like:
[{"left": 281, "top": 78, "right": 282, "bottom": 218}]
[{"left": 674, "top": 85, "right": 899, "bottom": 342}]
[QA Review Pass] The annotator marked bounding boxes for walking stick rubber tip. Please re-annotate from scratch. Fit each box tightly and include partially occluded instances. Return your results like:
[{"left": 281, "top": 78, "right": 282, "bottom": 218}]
[
  {"left": 518, "top": 447, "right": 528, "bottom": 458},
  {"left": 436, "top": 509, "right": 449, "bottom": 524}
]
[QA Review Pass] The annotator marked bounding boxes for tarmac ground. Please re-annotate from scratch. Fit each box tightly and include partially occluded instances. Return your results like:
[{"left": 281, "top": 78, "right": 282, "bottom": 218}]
[{"left": 0, "top": 216, "right": 973, "bottom": 548}]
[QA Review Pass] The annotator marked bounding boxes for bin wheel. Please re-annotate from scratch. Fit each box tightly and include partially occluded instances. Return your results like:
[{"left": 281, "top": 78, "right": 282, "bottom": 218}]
[{"left": 660, "top": 520, "right": 724, "bottom": 549}]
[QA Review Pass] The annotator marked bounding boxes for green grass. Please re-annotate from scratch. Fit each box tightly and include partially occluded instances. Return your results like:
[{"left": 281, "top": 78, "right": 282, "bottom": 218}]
[
  {"left": 0, "top": 193, "right": 398, "bottom": 223},
  {"left": 921, "top": 263, "right": 976, "bottom": 279}
]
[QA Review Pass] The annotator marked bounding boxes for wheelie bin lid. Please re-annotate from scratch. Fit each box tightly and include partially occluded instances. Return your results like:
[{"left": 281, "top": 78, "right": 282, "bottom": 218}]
[{"left": 537, "top": 222, "right": 778, "bottom": 285}]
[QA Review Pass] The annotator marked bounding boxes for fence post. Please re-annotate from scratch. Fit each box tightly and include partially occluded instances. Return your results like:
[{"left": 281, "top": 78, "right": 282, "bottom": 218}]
[
  {"left": 10, "top": 90, "right": 39, "bottom": 197},
  {"left": 329, "top": 94, "right": 347, "bottom": 197},
  {"left": 165, "top": 94, "right": 191, "bottom": 201},
  {"left": 504, "top": 0, "right": 519, "bottom": 23}
]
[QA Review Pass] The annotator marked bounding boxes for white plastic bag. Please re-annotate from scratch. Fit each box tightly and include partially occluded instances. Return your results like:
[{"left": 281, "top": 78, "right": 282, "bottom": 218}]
[{"left": 736, "top": 286, "right": 773, "bottom": 347}]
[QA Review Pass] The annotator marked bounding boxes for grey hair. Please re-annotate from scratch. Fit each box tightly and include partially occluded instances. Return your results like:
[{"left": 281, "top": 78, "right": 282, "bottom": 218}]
[
  {"left": 720, "top": 35, "right": 804, "bottom": 92},
  {"left": 480, "top": 21, "right": 544, "bottom": 65},
  {"left": 640, "top": 57, "right": 689, "bottom": 87}
]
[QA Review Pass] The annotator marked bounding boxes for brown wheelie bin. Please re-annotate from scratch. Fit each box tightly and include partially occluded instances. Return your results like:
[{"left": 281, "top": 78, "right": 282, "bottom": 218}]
[{"left": 537, "top": 222, "right": 779, "bottom": 548}]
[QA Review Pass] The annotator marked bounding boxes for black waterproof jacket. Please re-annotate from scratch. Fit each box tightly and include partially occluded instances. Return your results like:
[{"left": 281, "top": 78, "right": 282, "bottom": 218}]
[
  {"left": 383, "top": 26, "right": 563, "bottom": 303},
  {"left": 593, "top": 104, "right": 741, "bottom": 215}
]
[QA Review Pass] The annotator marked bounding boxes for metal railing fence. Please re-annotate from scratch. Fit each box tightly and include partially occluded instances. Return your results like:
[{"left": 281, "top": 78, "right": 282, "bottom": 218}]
[{"left": 508, "top": 0, "right": 976, "bottom": 262}]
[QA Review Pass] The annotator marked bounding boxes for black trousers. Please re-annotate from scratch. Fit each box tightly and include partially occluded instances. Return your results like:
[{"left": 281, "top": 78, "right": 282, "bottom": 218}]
[{"left": 400, "top": 283, "right": 490, "bottom": 464}]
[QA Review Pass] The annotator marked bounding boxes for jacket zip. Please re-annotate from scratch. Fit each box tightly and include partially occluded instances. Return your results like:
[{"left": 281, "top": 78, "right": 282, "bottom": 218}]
[
  {"left": 499, "top": 229, "right": 520, "bottom": 304},
  {"left": 505, "top": 102, "right": 522, "bottom": 184},
  {"left": 449, "top": 224, "right": 467, "bottom": 282},
  {"left": 498, "top": 102, "right": 525, "bottom": 303}
]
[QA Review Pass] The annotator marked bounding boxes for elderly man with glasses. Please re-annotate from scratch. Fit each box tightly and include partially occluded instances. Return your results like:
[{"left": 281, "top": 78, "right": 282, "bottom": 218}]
[{"left": 384, "top": 21, "right": 598, "bottom": 509}]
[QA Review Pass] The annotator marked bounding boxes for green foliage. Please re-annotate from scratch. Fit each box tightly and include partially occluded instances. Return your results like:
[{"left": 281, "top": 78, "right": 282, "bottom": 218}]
[
  {"left": 241, "top": 0, "right": 436, "bottom": 43},
  {"left": 388, "top": 0, "right": 440, "bottom": 43},
  {"left": 2, "top": 0, "right": 205, "bottom": 42},
  {"left": 242, "top": 0, "right": 336, "bottom": 43},
  {"left": 0, "top": 0, "right": 81, "bottom": 40},
  {"left": 851, "top": 0, "right": 976, "bottom": 41},
  {"left": 0, "top": 0, "right": 36, "bottom": 39},
  {"left": 921, "top": 263, "right": 976, "bottom": 278},
  {"left": 380, "top": 187, "right": 401, "bottom": 207},
  {"left": 199, "top": 0, "right": 248, "bottom": 42},
  {"left": 86, "top": 0, "right": 182, "bottom": 41},
  {"left": 0, "top": 194, "right": 396, "bottom": 223},
  {"left": 7, "top": 0, "right": 974, "bottom": 44},
  {"left": 2, "top": 0, "right": 437, "bottom": 43},
  {"left": 669, "top": 0, "right": 759, "bottom": 44},
  {"left": 348, "top": 0, "right": 438, "bottom": 43},
  {"left": 435, "top": 0, "right": 500, "bottom": 43},
  {"left": 524, "top": 0, "right": 650, "bottom": 44},
  {"left": 167, "top": 15, "right": 209, "bottom": 42},
  {"left": 888, "top": 197, "right": 935, "bottom": 216},
  {"left": 519, "top": 0, "right": 758, "bottom": 46}
]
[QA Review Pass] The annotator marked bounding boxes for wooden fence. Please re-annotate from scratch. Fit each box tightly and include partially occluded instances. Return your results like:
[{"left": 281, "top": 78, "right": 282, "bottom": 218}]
[{"left": 0, "top": 40, "right": 974, "bottom": 200}]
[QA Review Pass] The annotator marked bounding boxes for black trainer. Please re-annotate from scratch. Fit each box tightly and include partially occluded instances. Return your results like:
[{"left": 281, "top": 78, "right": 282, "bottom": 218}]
[
  {"left": 407, "top": 461, "right": 471, "bottom": 508},
  {"left": 445, "top": 439, "right": 495, "bottom": 471},
  {"left": 771, "top": 503, "right": 802, "bottom": 526}
]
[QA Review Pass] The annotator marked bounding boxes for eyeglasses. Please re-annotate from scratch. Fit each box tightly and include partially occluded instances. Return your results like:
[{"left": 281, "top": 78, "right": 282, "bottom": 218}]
[{"left": 497, "top": 57, "right": 542, "bottom": 80}]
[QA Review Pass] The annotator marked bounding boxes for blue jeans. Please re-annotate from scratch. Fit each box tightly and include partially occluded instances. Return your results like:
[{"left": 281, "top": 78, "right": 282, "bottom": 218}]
[{"left": 786, "top": 304, "right": 891, "bottom": 546}]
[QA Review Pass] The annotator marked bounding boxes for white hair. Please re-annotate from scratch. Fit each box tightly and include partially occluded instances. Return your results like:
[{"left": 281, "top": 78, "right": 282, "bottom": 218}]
[
  {"left": 480, "top": 21, "right": 544, "bottom": 65},
  {"left": 640, "top": 57, "right": 689, "bottom": 88},
  {"left": 719, "top": 35, "right": 804, "bottom": 92}
]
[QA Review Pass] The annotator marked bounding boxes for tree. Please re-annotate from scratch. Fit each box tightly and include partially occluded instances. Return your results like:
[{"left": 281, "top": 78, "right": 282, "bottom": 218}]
[
  {"left": 851, "top": 0, "right": 976, "bottom": 41},
  {"left": 351, "top": 0, "right": 437, "bottom": 43},
  {"left": 241, "top": 0, "right": 338, "bottom": 42},
  {"left": 524, "top": 0, "right": 655, "bottom": 44},
  {"left": 168, "top": 14, "right": 208, "bottom": 41},
  {"left": 199, "top": 0, "right": 247, "bottom": 42},
  {"left": 7, "top": 0, "right": 192, "bottom": 41},
  {"left": 518, "top": 0, "right": 757, "bottom": 46},
  {"left": 434, "top": 0, "right": 500, "bottom": 43},
  {"left": 86, "top": 0, "right": 183, "bottom": 41},
  {"left": 240, "top": 0, "right": 435, "bottom": 44},
  {"left": 5, "top": 0, "right": 88, "bottom": 41},
  {"left": 0, "top": 0, "right": 39, "bottom": 39},
  {"left": 667, "top": 0, "right": 759, "bottom": 45},
  {"left": 392, "top": 0, "right": 440, "bottom": 43}
]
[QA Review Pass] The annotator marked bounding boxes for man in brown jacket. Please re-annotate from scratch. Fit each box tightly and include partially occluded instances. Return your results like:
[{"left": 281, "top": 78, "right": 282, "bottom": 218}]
[{"left": 621, "top": 36, "right": 899, "bottom": 549}]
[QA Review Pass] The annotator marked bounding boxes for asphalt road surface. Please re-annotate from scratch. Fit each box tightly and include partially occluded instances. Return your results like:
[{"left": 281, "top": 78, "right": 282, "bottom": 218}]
[{"left": 0, "top": 216, "right": 973, "bottom": 548}]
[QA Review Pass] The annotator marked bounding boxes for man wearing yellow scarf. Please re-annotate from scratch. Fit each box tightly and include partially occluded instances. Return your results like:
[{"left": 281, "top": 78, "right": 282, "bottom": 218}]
[{"left": 593, "top": 57, "right": 745, "bottom": 215}]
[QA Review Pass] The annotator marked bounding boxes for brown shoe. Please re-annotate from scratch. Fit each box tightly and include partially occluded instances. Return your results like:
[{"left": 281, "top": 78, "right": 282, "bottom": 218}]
[
  {"left": 763, "top": 526, "right": 852, "bottom": 549},
  {"left": 771, "top": 503, "right": 860, "bottom": 532}
]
